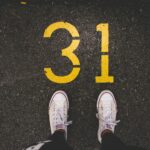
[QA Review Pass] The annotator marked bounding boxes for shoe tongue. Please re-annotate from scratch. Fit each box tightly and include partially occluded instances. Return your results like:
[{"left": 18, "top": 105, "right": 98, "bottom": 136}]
[
  {"left": 105, "top": 123, "right": 112, "bottom": 130},
  {"left": 104, "top": 115, "right": 112, "bottom": 122},
  {"left": 103, "top": 113, "right": 113, "bottom": 130},
  {"left": 103, "top": 110, "right": 111, "bottom": 119}
]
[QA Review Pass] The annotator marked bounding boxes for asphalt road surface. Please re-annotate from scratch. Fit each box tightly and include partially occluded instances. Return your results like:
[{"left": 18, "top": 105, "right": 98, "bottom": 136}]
[{"left": 0, "top": 0, "right": 150, "bottom": 150}]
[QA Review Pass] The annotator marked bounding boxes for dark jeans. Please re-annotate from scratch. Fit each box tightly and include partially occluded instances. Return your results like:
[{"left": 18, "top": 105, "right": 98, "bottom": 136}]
[
  {"left": 25, "top": 131, "right": 146, "bottom": 150},
  {"left": 41, "top": 131, "right": 73, "bottom": 150},
  {"left": 25, "top": 131, "right": 72, "bottom": 150},
  {"left": 101, "top": 132, "right": 146, "bottom": 150}
]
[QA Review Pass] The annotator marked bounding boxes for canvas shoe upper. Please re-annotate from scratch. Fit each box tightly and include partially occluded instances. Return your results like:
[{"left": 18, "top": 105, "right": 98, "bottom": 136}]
[
  {"left": 49, "top": 90, "right": 72, "bottom": 139},
  {"left": 96, "top": 90, "right": 120, "bottom": 143}
]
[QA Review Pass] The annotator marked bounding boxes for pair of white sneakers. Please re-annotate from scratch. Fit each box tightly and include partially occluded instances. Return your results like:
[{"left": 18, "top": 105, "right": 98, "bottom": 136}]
[{"left": 49, "top": 90, "right": 120, "bottom": 143}]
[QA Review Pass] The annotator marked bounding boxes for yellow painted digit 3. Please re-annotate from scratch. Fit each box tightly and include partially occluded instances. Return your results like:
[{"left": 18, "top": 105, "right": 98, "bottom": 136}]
[{"left": 44, "top": 22, "right": 80, "bottom": 84}]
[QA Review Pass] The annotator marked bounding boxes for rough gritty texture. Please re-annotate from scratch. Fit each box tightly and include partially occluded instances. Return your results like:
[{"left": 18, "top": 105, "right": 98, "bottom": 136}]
[{"left": 0, "top": 0, "right": 150, "bottom": 150}]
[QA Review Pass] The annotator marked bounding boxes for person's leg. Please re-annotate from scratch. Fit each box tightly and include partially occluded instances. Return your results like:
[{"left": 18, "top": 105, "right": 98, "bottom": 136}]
[
  {"left": 40, "top": 130, "right": 72, "bottom": 150},
  {"left": 101, "top": 131, "right": 126, "bottom": 150},
  {"left": 25, "top": 91, "right": 73, "bottom": 150},
  {"left": 101, "top": 132, "right": 147, "bottom": 150},
  {"left": 96, "top": 90, "right": 126, "bottom": 150},
  {"left": 127, "top": 146, "right": 147, "bottom": 150},
  {"left": 25, "top": 130, "right": 72, "bottom": 150},
  {"left": 96, "top": 90, "right": 147, "bottom": 150}
]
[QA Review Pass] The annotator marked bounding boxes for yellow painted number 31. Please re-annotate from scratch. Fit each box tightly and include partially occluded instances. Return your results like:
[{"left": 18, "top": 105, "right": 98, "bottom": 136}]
[{"left": 44, "top": 22, "right": 114, "bottom": 84}]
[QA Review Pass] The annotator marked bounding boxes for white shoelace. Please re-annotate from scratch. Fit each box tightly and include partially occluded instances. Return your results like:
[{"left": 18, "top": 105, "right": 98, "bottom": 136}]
[
  {"left": 55, "top": 108, "right": 72, "bottom": 129},
  {"left": 97, "top": 102, "right": 120, "bottom": 129},
  {"left": 96, "top": 113, "right": 120, "bottom": 129}
]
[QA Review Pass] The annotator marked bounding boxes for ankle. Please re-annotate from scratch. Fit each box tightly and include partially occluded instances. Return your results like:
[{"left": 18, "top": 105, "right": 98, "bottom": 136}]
[
  {"left": 55, "top": 129, "right": 66, "bottom": 134},
  {"left": 52, "top": 129, "right": 67, "bottom": 142},
  {"left": 101, "top": 129, "right": 113, "bottom": 137}
]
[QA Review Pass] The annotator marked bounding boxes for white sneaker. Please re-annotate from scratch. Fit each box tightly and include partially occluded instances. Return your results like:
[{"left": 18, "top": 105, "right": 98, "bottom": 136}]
[
  {"left": 48, "top": 90, "right": 72, "bottom": 139},
  {"left": 96, "top": 90, "right": 120, "bottom": 143}
]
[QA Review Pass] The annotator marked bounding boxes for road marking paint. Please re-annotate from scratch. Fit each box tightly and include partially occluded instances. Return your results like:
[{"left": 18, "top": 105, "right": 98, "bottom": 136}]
[{"left": 21, "top": 1, "right": 27, "bottom": 5}]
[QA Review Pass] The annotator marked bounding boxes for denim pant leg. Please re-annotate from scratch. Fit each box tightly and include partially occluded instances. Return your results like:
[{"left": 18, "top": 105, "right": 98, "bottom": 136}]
[
  {"left": 101, "top": 133, "right": 147, "bottom": 150},
  {"left": 40, "top": 130, "right": 73, "bottom": 150},
  {"left": 101, "top": 133, "right": 127, "bottom": 150},
  {"left": 25, "top": 131, "right": 73, "bottom": 150}
]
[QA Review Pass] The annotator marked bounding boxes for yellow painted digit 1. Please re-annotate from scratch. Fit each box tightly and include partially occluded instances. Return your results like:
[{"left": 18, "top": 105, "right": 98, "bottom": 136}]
[
  {"left": 95, "top": 23, "right": 114, "bottom": 83},
  {"left": 44, "top": 22, "right": 80, "bottom": 84}
]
